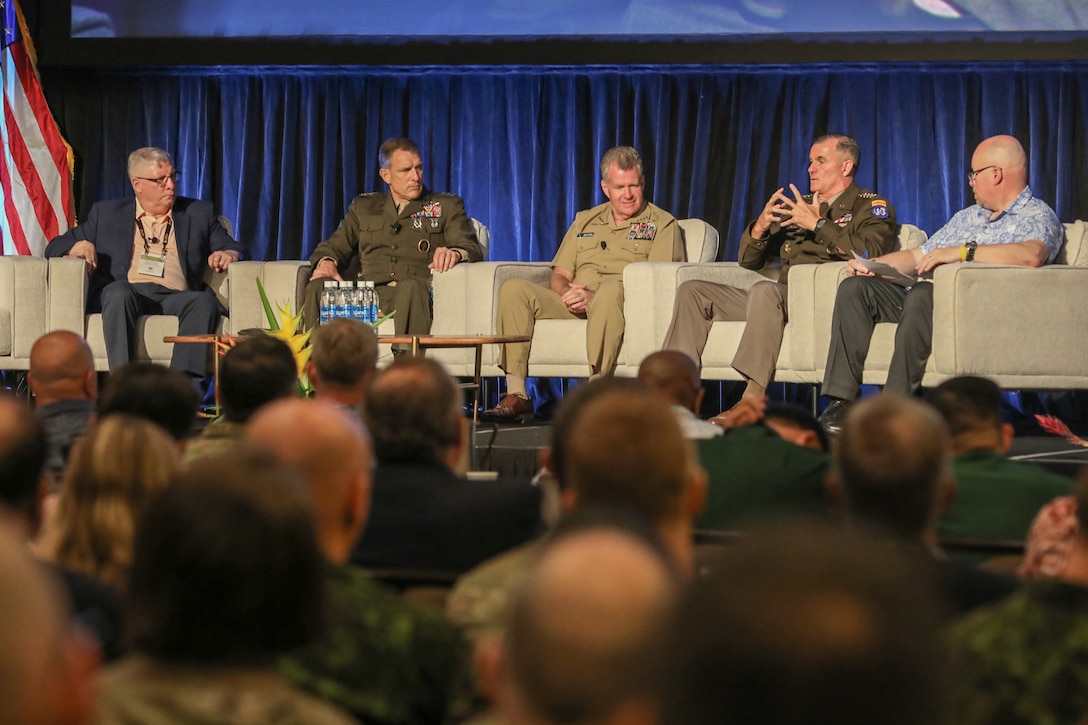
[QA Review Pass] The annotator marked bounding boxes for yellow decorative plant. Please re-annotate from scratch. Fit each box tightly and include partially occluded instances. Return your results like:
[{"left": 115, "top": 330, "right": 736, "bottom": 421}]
[{"left": 256, "top": 277, "right": 314, "bottom": 396}]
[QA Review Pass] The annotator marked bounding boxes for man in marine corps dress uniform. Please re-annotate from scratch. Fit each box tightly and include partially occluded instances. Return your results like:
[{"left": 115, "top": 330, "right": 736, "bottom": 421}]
[
  {"left": 302, "top": 137, "right": 482, "bottom": 336},
  {"left": 482, "top": 146, "right": 685, "bottom": 421},
  {"left": 661, "top": 134, "right": 896, "bottom": 420}
]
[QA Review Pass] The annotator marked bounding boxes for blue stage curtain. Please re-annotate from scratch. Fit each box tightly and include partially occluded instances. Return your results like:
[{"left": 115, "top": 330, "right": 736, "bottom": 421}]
[{"left": 42, "top": 62, "right": 1088, "bottom": 264}]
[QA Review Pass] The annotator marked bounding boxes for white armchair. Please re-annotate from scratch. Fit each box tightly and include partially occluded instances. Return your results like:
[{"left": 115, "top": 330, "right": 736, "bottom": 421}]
[
  {"left": 440, "top": 218, "right": 720, "bottom": 379},
  {"left": 45, "top": 258, "right": 311, "bottom": 372},
  {"left": 831, "top": 220, "right": 1088, "bottom": 390},
  {"left": 630, "top": 223, "right": 926, "bottom": 384},
  {"left": 0, "top": 256, "right": 49, "bottom": 371}
]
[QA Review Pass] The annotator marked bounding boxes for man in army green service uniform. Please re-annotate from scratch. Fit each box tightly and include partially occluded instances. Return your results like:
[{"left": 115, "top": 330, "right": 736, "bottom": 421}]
[
  {"left": 662, "top": 134, "right": 897, "bottom": 419},
  {"left": 303, "top": 137, "right": 483, "bottom": 335},
  {"left": 482, "top": 145, "right": 684, "bottom": 421}
]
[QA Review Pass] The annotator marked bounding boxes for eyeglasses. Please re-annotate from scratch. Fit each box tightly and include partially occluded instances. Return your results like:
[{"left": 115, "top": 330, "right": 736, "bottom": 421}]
[
  {"left": 134, "top": 172, "right": 180, "bottom": 188},
  {"left": 967, "top": 166, "right": 998, "bottom": 183}
]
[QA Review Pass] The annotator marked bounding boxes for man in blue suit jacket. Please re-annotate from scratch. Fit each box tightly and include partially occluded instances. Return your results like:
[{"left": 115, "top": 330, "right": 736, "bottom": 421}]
[{"left": 46, "top": 147, "right": 243, "bottom": 379}]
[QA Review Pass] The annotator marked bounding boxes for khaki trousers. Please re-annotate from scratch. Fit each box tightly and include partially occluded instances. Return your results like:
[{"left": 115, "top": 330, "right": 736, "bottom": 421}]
[
  {"left": 497, "top": 277, "right": 625, "bottom": 378},
  {"left": 661, "top": 279, "right": 788, "bottom": 388}
]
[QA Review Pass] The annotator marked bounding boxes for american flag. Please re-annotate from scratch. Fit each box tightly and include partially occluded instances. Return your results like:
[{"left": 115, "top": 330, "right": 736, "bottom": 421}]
[{"left": 1, "top": 0, "right": 73, "bottom": 256}]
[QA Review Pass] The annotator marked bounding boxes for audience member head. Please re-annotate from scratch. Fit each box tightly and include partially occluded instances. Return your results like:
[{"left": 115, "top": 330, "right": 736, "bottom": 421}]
[
  {"left": 560, "top": 385, "right": 707, "bottom": 573},
  {"left": 659, "top": 521, "right": 946, "bottom": 725},
  {"left": 305, "top": 317, "right": 379, "bottom": 408},
  {"left": 928, "top": 375, "right": 1012, "bottom": 455},
  {"left": 218, "top": 336, "right": 298, "bottom": 424},
  {"left": 378, "top": 137, "right": 424, "bottom": 205},
  {"left": 28, "top": 331, "right": 96, "bottom": 406},
  {"left": 599, "top": 146, "right": 646, "bottom": 224},
  {"left": 365, "top": 357, "right": 464, "bottom": 469},
  {"left": 246, "top": 398, "right": 374, "bottom": 564},
  {"left": 546, "top": 377, "right": 646, "bottom": 491},
  {"left": 97, "top": 362, "right": 198, "bottom": 443},
  {"left": 0, "top": 393, "right": 49, "bottom": 535},
  {"left": 127, "top": 147, "right": 177, "bottom": 217},
  {"left": 830, "top": 394, "right": 954, "bottom": 542},
  {"left": 498, "top": 515, "right": 676, "bottom": 725},
  {"left": 637, "top": 350, "right": 703, "bottom": 414},
  {"left": 0, "top": 523, "right": 97, "bottom": 725},
  {"left": 124, "top": 447, "right": 325, "bottom": 665},
  {"left": 41, "top": 415, "right": 180, "bottom": 586},
  {"left": 969, "top": 135, "right": 1028, "bottom": 213},
  {"left": 763, "top": 402, "right": 830, "bottom": 452},
  {"left": 808, "top": 134, "right": 858, "bottom": 198}
]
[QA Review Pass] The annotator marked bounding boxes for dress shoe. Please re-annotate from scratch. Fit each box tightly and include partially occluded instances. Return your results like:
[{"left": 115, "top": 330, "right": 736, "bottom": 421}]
[
  {"left": 816, "top": 399, "right": 851, "bottom": 436},
  {"left": 481, "top": 394, "right": 534, "bottom": 422}
]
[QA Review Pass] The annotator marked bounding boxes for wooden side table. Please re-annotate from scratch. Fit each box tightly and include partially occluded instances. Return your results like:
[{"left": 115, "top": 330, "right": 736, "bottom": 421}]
[{"left": 376, "top": 334, "right": 531, "bottom": 424}]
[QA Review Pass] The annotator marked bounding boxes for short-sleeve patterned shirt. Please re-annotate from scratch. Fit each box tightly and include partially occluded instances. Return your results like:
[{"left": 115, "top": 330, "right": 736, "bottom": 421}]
[{"left": 920, "top": 186, "right": 1063, "bottom": 263}]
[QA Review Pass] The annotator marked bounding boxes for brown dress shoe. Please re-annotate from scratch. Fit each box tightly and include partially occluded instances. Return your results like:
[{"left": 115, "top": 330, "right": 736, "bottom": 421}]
[{"left": 481, "top": 394, "right": 534, "bottom": 422}]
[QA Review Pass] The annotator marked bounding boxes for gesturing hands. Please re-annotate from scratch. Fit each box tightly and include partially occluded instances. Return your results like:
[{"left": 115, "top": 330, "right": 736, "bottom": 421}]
[{"left": 751, "top": 186, "right": 822, "bottom": 239}]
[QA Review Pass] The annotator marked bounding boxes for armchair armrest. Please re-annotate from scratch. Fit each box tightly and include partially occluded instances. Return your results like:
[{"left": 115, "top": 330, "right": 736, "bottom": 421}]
[
  {"left": 46, "top": 258, "right": 90, "bottom": 334},
  {"left": 0, "top": 256, "right": 49, "bottom": 365},
  {"left": 930, "top": 263, "right": 1088, "bottom": 386},
  {"left": 227, "top": 260, "right": 310, "bottom": 334}
]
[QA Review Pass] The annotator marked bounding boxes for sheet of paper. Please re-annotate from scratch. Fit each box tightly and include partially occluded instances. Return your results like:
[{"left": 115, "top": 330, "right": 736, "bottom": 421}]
[{"left": 852, "top": 252, "right": 917, "bottom": 287}]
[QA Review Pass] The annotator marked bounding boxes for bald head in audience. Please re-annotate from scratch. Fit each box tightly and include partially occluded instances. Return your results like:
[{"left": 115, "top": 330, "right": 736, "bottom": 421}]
[
  {"left": 246, "top": 399, "right": 373, "bottom": 564},
  {"left": 637, "top": 350, "right": 703, "bottom": 414},
  {"left": 498, "top": 523, "right": 676, "bottom": 725},
  {"left": 830, "top": 393, "right": 954, "bottom": 542},
  {"left": 0, "top": 523, "right": 97, "bottom": 725},
  {"left": 559, "top": 386, "right": 706, "bottom": 573},
  {"left": 28, "top": 331, "right": 96, "bottom": 407},
  {"left": 305, "top": 318, "right": 379, "bottom": 410}
]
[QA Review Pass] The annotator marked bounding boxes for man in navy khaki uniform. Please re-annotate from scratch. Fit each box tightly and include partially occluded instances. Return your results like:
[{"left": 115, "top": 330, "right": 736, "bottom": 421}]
[{"left": 483, "top": 146, "right": 684, "bottom": 421}]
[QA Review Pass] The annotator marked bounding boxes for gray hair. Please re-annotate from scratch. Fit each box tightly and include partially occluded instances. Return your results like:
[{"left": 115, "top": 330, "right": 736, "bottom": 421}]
[
  {"left": 378, "top": 138, "right": 422, "bottom": 169},
  {"left": 599, "top": 146, "right": 643, "bottom": 182},
  {"left": 814, "top": 134, "right": 860, "bottom": 170},
  {"left": 127, "top": 147, "right": 173, "bottom": 178}
]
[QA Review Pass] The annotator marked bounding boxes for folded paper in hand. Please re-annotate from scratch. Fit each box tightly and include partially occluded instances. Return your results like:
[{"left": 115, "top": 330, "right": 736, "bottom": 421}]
[{"left": 852, "top": 252, "right": 917, "bottom": 287}]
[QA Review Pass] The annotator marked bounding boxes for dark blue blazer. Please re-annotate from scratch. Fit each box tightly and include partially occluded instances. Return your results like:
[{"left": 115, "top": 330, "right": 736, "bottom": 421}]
[{"left": 45, "top": 197, "right": 243, "bottom": 310}]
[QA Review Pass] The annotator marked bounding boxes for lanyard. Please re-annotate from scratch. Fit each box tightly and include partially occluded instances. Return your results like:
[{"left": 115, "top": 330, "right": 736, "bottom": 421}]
[{"left": 135, "top": 218, "right": 172, "bottom": 260}]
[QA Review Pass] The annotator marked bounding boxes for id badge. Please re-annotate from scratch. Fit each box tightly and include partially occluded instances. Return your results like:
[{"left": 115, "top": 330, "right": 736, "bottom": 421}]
[{"left": 138, "top": 254, "right": 166, "bottom": 278}]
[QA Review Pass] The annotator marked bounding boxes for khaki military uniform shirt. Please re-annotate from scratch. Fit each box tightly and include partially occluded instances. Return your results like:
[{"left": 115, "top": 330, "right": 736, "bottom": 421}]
[
  {"left": 309, "top": 190, "right": 482, "bottom": 283},
  {"left": 738, "top": 182, "right": 896, "bottom": 283},
  {"left": 552, "top": 201, "right": 684, "bottom": 286}
]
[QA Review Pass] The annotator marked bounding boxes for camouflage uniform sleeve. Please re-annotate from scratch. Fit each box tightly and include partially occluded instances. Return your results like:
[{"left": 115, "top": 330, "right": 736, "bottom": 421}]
[
  {"left": 280, "top": 566, "right": 471, "bottom": 725},
  {"left": 438, "top": 194, "right": 483, "bottom": 262},
  {"left": 309, "top": 196, "right": 370, "bottom": 271}
]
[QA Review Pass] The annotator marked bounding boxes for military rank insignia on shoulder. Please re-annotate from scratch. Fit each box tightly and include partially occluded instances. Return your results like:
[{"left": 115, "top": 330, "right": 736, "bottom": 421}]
[
  {"left": 858, "top": 191, "right": 878, "bottom": 199},
  {"left": 356, "top": 192, "right": 380, "bottom": 199},
  {"left": 627, "top": 222, "right": 657, "bottom": 241}
]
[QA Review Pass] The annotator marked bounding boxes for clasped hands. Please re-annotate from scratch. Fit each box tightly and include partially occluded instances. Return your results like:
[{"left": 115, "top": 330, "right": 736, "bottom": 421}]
[
  {"left": 561, "top": 284, "right": 594, "bottom": 314},
  {"left": 751, "top": 185, "right": 822, "bottom": 239}
]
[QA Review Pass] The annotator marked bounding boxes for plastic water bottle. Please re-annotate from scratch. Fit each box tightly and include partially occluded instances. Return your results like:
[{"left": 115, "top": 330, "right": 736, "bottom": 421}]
[
  {"left": 319, "top": 280, "right": 336, "bottom": 324},
  {"left": 335, "top": 281, "right": 352, "bottom": 320},
  {"left": 365, "top": 281, "right": 379, "bottom": 325},
  {"left": 349, "top": 282, "right": 365, "bottom": 322}
]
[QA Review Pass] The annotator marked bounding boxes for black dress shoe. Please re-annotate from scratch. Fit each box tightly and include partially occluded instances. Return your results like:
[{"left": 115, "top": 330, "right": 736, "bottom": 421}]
[
  {"left": 481, "top": 394, "right": 534, "bottom": 422},
  {"left": 816, "top": 399, "right": 851, "bottom": 436}
]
